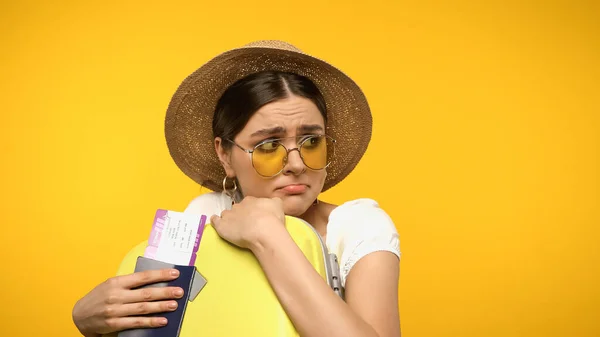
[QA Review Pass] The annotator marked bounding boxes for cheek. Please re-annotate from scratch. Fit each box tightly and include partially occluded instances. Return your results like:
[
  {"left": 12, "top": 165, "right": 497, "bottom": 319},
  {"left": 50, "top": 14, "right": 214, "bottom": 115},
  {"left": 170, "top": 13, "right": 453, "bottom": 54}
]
[
  {"left": 230, "top": 151, "right": 252, "bottom": 172},
  {"left": 231, "top": 153, "right": 271, "bottom": 197},
  {"left": 309, "top": 169, "right": 327, "bottom": 190}
]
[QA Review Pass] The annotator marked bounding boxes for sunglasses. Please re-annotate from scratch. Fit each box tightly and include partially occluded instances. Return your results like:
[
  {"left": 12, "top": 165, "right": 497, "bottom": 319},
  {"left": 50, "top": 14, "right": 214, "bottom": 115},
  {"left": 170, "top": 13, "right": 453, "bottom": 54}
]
[{"left": 226, "top": 135, "right": 336, "bottom": 177}]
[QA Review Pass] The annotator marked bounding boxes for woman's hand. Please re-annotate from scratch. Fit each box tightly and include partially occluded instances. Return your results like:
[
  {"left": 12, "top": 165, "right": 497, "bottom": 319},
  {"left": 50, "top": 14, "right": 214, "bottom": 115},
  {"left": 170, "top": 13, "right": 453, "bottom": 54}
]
[
  {"left": 72, "top": 269, "right": 184, "bottom": 337},
  {"left": 210, "top": 196, "right": 285, "bottom": 250}
]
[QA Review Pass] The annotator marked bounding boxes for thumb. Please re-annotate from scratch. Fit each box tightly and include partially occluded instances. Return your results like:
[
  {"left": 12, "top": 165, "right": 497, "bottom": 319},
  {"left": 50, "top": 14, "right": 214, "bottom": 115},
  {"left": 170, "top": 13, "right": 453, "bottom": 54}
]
[{"left": 210, "top": 215, "right": 220, "bottom": 228}]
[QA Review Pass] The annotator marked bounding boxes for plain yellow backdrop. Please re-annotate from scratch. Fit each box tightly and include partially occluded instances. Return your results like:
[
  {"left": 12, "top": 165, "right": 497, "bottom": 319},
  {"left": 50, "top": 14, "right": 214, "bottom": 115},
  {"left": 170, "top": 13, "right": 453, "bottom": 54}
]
[{"left": 1, "top": 0, "right": 598, "bottom": 336}]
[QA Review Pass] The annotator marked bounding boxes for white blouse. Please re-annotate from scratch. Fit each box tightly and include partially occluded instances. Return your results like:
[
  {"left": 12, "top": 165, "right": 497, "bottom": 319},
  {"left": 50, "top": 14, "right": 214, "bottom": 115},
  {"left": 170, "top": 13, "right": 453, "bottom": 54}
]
[{"left": 184, "top": 192, "right": 401, "bottom": 287}]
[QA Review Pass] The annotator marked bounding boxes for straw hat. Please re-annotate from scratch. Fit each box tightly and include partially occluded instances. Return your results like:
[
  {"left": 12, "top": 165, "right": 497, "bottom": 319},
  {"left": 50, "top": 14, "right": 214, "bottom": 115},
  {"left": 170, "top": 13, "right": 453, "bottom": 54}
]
[{"left": 165, "top": 40, "right": 372, "bottom": 192}]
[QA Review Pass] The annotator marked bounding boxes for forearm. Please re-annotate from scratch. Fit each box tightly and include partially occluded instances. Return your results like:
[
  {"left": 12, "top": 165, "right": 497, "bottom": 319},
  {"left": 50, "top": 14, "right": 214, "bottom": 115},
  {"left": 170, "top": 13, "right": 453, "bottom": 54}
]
[{"left": 250, "top": 225, "right": 380, "bottom": 337}]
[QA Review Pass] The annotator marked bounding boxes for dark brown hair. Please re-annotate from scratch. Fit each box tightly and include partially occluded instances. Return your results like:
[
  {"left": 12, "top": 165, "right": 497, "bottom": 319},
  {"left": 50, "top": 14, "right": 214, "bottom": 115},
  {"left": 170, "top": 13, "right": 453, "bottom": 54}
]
[{"left": 212, "top": 71, "right": 327, "bottom": 148}]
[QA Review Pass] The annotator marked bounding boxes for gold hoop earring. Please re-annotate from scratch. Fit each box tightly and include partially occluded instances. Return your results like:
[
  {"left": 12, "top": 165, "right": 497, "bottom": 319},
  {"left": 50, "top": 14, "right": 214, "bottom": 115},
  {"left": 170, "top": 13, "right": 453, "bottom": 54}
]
[{"left": 222, "top": 176, "right": 238, "bottom": 200}]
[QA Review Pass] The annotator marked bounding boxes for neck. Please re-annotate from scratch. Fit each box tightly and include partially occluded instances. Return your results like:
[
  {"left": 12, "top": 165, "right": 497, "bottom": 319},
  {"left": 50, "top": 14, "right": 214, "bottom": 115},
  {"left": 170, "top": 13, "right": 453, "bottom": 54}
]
[{"left": 299, "top": 200, "right": 337, "bottom": 238}]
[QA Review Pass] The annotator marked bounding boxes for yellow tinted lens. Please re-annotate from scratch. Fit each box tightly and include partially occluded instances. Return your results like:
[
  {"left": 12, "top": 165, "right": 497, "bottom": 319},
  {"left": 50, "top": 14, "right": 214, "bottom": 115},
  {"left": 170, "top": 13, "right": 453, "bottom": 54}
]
[
  {"left": 300, "top": 136, "right": 329, "bottom": 169},
  {"left": 253, "top": 141, "right": 286, "bottom": 176}
]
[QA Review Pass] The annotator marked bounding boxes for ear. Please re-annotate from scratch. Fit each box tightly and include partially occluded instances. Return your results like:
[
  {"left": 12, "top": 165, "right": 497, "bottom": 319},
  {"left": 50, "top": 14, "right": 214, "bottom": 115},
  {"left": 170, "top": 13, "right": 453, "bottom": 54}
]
[{"left": 214, "top": 137, "right": 236, "bottom": 177}]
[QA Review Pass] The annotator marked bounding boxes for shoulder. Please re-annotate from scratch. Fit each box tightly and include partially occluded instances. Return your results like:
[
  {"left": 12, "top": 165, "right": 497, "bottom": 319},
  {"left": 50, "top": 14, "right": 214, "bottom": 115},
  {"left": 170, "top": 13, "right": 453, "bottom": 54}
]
[
  {"left": 326, "top": 198, "right": 401, "bottom": 287},
  {"left": 184, "top": 191, "right": 232, "bottom": 216},
  {"left": 328, "top": 198, "right": 398, "bottom": 238}
]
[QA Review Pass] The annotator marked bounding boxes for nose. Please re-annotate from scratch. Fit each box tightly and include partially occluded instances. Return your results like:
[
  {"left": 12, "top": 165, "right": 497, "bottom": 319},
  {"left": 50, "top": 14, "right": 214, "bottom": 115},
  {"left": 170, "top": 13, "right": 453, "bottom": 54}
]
[{"left": 283, "top": 148, "right": 305, "bottom": 175}]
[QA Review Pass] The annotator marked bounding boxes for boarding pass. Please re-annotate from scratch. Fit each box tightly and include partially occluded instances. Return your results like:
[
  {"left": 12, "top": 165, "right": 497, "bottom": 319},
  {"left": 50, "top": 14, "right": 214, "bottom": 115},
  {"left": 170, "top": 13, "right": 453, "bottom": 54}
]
[{"left": 144, "top": 209, "right": 207, "bottom": 266}]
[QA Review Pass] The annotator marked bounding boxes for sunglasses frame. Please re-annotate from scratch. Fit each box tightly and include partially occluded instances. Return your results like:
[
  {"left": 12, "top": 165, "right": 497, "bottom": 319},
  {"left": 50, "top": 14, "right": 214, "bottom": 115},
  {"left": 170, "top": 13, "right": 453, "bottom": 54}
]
[{"left": 225, "top": 134, "right": 336, "bottom": 177}]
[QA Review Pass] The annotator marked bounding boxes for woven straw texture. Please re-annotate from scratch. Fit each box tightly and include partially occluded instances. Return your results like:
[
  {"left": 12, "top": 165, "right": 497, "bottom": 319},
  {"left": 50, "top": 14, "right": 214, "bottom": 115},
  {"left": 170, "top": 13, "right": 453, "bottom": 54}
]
[{"left": 165, "top": 40, "right": 372, "bottom": 192}]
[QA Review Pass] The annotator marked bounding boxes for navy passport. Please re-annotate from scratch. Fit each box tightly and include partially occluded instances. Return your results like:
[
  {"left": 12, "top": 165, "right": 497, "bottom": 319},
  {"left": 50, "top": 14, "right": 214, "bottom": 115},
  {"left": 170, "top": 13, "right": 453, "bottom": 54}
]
[{"left": 117, "top": 257, "right": 206, "bottom": 337}]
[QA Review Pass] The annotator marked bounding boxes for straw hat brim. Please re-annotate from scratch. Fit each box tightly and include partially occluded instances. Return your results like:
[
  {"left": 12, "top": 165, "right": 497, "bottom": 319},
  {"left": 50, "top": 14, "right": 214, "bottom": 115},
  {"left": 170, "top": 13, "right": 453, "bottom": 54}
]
[{"left": 165, "top": 42, "right": 372, "bottom": 192}]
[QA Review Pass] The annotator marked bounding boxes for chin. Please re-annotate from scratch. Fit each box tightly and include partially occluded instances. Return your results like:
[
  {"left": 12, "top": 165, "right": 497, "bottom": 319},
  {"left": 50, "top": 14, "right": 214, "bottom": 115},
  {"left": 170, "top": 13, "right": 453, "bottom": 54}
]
[{"left": 281, "top": 195, "right": 313, "bottom": 217}]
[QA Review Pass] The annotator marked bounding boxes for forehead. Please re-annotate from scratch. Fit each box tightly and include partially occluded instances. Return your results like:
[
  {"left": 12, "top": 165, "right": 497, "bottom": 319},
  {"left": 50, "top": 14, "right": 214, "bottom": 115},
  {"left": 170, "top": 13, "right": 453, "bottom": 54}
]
[{"left": 241, "top": 96, "right": 325, "bottom": 136}]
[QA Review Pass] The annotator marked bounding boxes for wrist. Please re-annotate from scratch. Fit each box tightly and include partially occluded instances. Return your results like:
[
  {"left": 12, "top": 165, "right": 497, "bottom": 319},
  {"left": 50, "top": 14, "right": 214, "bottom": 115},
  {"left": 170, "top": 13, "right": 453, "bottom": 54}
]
[
  {"left": 82, "top": 333, "right": 101, "bottom": 337},
  {"left": 74, "top": 322, "right": 100, "bottom": 337},
  {"left": 249, "top": 218, "right": 287, "bottom": 255},
  {"left": 72, "top": 302, "right": 100, "bottom": 337}
]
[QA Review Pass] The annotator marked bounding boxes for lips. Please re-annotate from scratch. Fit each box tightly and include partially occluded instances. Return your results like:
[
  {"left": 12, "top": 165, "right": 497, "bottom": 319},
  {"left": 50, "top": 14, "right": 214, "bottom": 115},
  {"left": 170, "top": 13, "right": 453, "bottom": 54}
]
[{"left": 279, "top": 184, "right": 308, "bottom": 194}]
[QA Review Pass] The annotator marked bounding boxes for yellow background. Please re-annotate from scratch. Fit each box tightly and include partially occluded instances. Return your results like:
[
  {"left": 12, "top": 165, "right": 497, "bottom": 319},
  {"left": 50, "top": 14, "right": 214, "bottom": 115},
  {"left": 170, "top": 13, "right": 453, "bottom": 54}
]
[{"left": 1, "top": 0, "right": 598, "bottom": 336}]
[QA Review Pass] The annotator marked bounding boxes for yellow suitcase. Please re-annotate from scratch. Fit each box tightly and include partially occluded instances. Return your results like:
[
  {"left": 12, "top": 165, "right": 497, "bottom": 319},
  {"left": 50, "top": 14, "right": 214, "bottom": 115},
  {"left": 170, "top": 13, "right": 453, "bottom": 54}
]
[{"left": 105, "top": 214, "right": 343, "bottom": 337}]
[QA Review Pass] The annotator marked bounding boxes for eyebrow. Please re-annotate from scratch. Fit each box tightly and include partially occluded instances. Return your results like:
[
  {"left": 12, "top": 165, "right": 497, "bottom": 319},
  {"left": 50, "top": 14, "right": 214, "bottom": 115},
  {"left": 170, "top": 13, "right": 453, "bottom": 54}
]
[
  {"left": 250, "top": 124, "right": 324, "bottom": 138},
  {"left": 299, "top": 124, "right": 324, "bottom": 133},
  {"left": 250, "top": 126, "right": 286, "bottom": 138}
]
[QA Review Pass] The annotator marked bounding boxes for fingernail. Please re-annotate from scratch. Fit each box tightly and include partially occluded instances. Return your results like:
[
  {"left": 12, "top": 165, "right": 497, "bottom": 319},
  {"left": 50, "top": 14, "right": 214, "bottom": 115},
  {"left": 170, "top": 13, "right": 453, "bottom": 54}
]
[
  {"left": 168, "top": 301, "right": 178, "bottom": 309},
  {"left": 170, "top": 269, "right": 179, "bottom": 277},
  {"left": 174, "top": 288, "right": 184, "bottom": 297},
  {"left": 159, "top": 318, "right": 168, "bottom": 325}
]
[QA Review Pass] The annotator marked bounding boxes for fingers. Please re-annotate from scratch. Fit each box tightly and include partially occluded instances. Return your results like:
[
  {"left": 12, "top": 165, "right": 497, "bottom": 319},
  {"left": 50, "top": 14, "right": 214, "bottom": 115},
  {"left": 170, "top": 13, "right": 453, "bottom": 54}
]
[
  {"left": 117, "top": 268, "right": 180, "bottom": 289},
  {"left": 119, "top": 286, "right": 184, "bottom": 304},
  {"left": 105, "top": 315, "right": 169, "bottom": 331},
  {"left": 211, "top": 214, "right": 227, "bottom": 238},
  {"left": 270, "top": 197, "right": 283, "bottom": 206},
  {"left": 104, "top": 299, "right": 179, "bottom": 319}
]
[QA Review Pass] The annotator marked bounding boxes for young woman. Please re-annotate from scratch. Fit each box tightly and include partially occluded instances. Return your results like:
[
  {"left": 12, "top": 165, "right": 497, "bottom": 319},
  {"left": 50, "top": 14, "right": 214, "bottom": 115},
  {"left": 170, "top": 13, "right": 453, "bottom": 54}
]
[{"left": 72, "top": 40, "right": 402, "bottom": 337}]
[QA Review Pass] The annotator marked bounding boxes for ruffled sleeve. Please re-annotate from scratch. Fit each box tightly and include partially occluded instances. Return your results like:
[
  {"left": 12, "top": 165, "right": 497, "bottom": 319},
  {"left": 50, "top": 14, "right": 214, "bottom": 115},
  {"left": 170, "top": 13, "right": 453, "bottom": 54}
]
[
  {"left": 184, "top": 191, "right": 231, "bottom": 216},
  {"left": 326, "top": 199, "right": 401, "bottom": 287}
]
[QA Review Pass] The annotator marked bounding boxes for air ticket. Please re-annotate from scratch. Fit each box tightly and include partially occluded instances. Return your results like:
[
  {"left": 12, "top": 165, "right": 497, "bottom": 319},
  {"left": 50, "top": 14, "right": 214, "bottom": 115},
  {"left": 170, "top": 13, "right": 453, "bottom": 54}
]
[{"left": 143, "top": 209, "right": 207, "bottom": 266}]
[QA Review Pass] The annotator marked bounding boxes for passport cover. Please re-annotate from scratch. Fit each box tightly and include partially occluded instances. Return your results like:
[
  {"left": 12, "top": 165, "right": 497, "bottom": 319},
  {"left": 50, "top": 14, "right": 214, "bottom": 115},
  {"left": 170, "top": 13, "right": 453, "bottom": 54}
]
[{"left": 117, "top": 257, "right": 203, "bottom": 337}]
